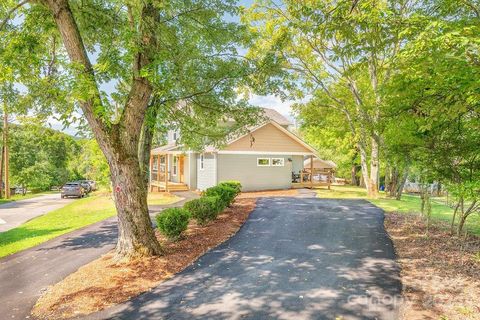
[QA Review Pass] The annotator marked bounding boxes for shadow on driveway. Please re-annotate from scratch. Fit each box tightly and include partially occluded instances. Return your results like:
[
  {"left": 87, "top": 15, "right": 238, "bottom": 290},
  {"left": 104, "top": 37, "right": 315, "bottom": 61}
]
[{"left": 91, "top": 198, "right": 401, "bottom": 320}]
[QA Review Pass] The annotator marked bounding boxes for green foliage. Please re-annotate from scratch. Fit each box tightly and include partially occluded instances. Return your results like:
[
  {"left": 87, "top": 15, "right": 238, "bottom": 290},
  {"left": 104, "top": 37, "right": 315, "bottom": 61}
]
[
  {"left": 6, "top": 119, "right": 78, "bottom": 190},
  {"left": 1, "top": 0, "right": 264, "bottom": 147},
  {"left": 155, "top": 208, "right": 190, "bottom": 241},
  {"left": 217, "top": 180, "right": 242, "bottom": 195},
  {"left": 205, "top": 185, "right": 237, "bottom": 207},
  {"left": 184, "top": 196, "right": 223, "bottom": 226},
  {"left": 383, "top": 3, "right": 480, "bottom": 228},
  {"left": 69, "top": 139, "right": 110, "bottom": 188}
]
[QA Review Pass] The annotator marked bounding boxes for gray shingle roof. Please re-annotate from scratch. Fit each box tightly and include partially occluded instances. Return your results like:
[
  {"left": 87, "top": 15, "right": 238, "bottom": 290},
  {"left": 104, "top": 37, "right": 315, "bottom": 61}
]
[{"left": 261, "top": 108, "right": 292, "bottom": 126}]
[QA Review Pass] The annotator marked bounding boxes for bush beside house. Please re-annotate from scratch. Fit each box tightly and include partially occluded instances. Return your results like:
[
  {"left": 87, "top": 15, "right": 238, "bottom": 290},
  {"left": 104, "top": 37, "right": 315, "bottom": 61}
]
[{"left": 156, "top": 181, "right": 242, "bottom": 240}]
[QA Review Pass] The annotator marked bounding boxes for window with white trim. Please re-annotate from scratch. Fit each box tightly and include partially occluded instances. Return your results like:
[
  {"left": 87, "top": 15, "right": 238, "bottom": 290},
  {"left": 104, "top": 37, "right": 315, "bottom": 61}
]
[
  {"left": 257, "top": 158, "right": 270, "bottom": 166},
  {"left": 173, "top": 156, "right": 178, "bottom": 175},
  {"left": 200, "top": 154, "right": 205, "bottom": 170},
  {"left": 271, "top": 158, "right": 285, "bottom": 166}
]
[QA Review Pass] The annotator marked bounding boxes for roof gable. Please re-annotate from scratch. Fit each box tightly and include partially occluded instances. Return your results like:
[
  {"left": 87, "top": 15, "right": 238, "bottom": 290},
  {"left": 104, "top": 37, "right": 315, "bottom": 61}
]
[{"left": 223, "top": 121, "right": 317, "bottom": 154}]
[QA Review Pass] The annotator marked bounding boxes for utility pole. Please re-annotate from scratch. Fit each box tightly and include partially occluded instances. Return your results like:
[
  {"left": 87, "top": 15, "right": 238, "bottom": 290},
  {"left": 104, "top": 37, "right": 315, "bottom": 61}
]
[{"left": 3, "top": 103, "right": 10, "bottom": 199}]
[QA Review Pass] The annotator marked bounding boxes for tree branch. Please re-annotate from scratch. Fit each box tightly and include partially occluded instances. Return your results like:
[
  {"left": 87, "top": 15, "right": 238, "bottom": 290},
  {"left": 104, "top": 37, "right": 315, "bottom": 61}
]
[{"left": 0, "top": 0, "right": 29, "bottom": 31}]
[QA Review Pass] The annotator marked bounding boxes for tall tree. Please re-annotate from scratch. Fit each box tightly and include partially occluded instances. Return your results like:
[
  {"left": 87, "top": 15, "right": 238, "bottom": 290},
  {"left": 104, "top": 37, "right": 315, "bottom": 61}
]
[
  {"left": 245, "top": 0, "right": 414, "bottom": 197},
  {"left": 384, "top": 0, "right": 480, "bottom": 233},
  {"left": 1, "top": 0, "right": 260, "bottom": 259}
]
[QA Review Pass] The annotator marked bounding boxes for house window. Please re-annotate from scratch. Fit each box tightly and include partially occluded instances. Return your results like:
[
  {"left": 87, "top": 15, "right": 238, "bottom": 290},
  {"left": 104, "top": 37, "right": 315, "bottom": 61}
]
[
  {"left": 271, "top": 158, "right": 285, "bottom": 166},
  {"left": 257, "top": 158, "right": 270, "bottom": 166},
  {"left": 200, "top": 154, "right": 204, "bottom": 170},
  {"left": 173, "top": 131, "right": 177, "bottom": 141},
  {"left": 173, "top": 156, "right": 178, "bottom": 176}
]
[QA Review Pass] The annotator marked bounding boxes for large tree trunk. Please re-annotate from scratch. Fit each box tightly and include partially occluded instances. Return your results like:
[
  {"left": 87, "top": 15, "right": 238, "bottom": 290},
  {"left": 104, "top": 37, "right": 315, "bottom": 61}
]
[
  {"left": 109, "top": 157, "right": 161, "bottom": 258},
  {"left": 388, "top": 166, "right": 398, "bottom": 197},
  {"left": 368, "top": 137, "right": 380, "bottom": 198},
  {"left": 358, "top": 141, "right": 370, "bottom": 193},
  {"left": 350, "top": 164, "right": 358, "bottom": 186},
  {"left": 43, "top": 0, "right": 162, "bottom": 259}
]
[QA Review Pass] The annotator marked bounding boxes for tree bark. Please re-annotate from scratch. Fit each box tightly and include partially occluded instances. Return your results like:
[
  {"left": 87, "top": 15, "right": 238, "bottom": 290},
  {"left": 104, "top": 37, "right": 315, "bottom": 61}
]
[
  {"left": 109, "top": 157, "right": 161, "bottom": 258},
  {"left": 368, "top": 137, "right": 380, "bottom": 198},
  {"left": 357, "top": 141, "right": 370, "bottom": 192},
  {"left": 457, "top": 200, "right": 477, "bottom": 236},
  {"left": 395, "top": 167, "right": 408, "bottom": 200},
  {"left": 388, "top": 167, "right": 399, "bottom": 197},
  {"left": 42, "top": 0, "right": 162, "bottom": 259},
  {"left": 384, "top": 165, "right": 391, "bottom": 193},
  {"left": 350, "top": 164, "right": 358, "bottom": 186},
  {"left": 451, "top": 200, "right": 461, "bottom": 235}
]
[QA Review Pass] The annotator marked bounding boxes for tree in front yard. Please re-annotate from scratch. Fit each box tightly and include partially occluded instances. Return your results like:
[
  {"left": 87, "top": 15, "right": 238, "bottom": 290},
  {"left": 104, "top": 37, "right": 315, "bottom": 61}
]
[
  {"left": 244, "top": 0, "right": 414, "bottom": 198},
  {"left": 1, "top": 0, "right": 260, "bottom": 259}
]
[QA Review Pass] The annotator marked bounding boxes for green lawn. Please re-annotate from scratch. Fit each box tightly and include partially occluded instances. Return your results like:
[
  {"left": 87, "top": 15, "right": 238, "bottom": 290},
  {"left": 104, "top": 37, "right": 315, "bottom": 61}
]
[
  {"left": 0, "top": 191, "right": 58, "bottom": 205},
  {"left": 0, "top": 192, "right": 180, "bottom": 258},
  {"left": 315, "top": 185, "right": 480, "bottom": 235}
]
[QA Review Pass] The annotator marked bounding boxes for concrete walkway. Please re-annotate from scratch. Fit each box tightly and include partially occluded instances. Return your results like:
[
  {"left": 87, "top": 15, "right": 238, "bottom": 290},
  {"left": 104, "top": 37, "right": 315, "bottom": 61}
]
[
  {"left": 0, "top": 191, "right": 198, "bottom": 320},
  {"left": 0, "top": 193, "right": 76, "bottom": 232},
  {"left": 90, "top": 198, "right": 401, "bottom": 320}
]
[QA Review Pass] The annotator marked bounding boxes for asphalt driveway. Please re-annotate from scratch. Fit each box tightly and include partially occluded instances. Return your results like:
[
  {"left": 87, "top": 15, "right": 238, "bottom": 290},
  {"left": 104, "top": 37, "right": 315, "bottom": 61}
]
[
  {"left": 0, "top": 192, "right": 197, "bottom": 320},
  {"left": 0, "top": 193, "right": 76, "bottom": 232},
  {"left": 91, "top": 198, "right": 401, "bottom": 320}
]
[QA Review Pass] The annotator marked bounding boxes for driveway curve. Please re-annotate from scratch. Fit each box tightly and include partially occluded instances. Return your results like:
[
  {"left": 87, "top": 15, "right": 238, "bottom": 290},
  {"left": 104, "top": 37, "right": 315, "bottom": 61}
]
[
  {"left": 0, "top": 191, "right": 197, "bottom": 320},
  {"left": 91, "top": 198, "right": 401, "bottom": 320}
]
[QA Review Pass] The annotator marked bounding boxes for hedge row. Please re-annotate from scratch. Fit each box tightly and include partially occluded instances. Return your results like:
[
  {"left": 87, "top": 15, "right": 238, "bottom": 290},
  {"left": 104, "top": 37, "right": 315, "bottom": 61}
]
[{"left": 155, "top": 181, "right": 242, "bottom": 241}]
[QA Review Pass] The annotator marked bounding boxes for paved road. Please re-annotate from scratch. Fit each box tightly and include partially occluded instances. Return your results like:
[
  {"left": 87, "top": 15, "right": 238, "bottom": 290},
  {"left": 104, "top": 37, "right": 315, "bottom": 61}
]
[
  {"left": 0, "top": 193, "right": 76, "bottom": 232},
  {"left": 90, "top": 198, "right": 401, "bottom": 320},
  {"left": 0, "top": 192, "right": 197, "bottom": 320}
]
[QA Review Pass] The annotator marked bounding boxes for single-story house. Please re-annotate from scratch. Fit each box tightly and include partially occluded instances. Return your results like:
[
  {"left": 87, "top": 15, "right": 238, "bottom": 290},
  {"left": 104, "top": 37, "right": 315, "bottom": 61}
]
[{"left": 149, "top": 108, "right": 335, "bottom": 192}]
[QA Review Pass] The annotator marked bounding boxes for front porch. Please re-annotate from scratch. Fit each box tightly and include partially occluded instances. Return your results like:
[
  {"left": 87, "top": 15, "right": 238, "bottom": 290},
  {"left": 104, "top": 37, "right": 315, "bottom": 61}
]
[{"left": 149, "top": 153, "right": 189, "bottom": 192}]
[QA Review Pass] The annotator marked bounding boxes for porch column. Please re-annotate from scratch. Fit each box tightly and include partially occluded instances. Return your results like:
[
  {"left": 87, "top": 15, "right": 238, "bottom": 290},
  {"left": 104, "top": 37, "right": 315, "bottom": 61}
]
[
  {"left": 149, "top": 154, "right": 153, "bottom": 192},
  {"left": 310, "top": 154, "right": 313, "bottom": 188},
  {"left": 165, "top": 154, "right": 169, "bottom": 192},
  {"left": 156, "top": 154, "right": 161, "bottom": 182}
]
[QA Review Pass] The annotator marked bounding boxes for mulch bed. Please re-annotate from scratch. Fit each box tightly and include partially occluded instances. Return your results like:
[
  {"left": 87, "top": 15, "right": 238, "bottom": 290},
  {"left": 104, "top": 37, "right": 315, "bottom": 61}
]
[
  {"left": 384, "top": 212, "right": 480, "bottom": 320},
  {"left": 32, "top": 198, "right": 257, "bottom": 319}
]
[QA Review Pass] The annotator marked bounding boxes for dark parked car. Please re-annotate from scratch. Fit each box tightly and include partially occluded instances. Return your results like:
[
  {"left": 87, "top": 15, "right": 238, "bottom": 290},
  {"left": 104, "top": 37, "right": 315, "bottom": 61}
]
[
  {"left": 61, "top": 182, "right": 85, "bottom": 198},
  {"left": 86, "top": 180, "right": 97, "bottom": 191},
  {"left": 75, "top": 180, "right": 92, "bottom": 193}
]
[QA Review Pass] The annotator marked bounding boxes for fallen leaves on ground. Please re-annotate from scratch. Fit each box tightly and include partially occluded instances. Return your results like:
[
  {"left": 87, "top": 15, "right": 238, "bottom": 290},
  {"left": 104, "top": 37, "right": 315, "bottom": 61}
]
[
  {"left": 385, "top": 212, "right": 480, "bottom": 320},
  {"left": 32, "top": 198, "right": 257, "bottom": 319}
]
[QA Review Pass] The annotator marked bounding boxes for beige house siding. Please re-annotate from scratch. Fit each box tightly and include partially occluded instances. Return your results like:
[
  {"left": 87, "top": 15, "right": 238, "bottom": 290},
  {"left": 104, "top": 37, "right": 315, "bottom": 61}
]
[
  {"left": 224, "top": 123, "right": 312, "bottom": 153},
  {"left": 217, "top": 154, "right": 293, "bottom": 191}
]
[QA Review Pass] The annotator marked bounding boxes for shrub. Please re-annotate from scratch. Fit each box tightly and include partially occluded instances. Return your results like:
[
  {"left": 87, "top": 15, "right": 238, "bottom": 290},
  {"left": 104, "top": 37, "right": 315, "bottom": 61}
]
[
  {"left": 218, "top": 180, "right": 242, "bottom": 195},
  {"left": 205, "top": 185, "right": 237, "bottom": 207},
  {"left": 184, "top": 196, "right": 223, "bottom": 225},
  {"left": 156, "top": 208, "right": 190, "bottom": 241}
]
